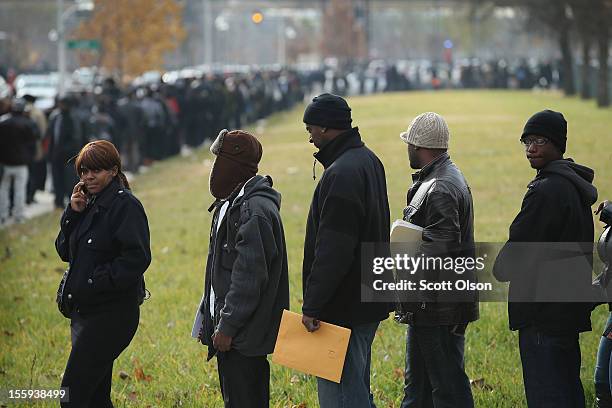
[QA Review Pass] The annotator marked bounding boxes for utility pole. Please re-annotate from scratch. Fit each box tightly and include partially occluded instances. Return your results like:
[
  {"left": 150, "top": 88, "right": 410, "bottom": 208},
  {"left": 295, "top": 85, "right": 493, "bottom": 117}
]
[
  {"left": 277, "top": 17, "right": 286, "bottom": 66},
  {"left": 57, "top": 0, "right": 66, "bottom": 96},
  {"left": 202, "top": 0, "right": 213, "bottom": 64}
]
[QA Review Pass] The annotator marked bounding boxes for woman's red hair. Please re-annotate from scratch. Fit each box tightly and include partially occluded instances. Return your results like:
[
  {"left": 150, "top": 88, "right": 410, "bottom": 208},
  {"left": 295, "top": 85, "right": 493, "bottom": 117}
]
[{"left": 74, "top": 140, "right": 130, "bottom": 189}]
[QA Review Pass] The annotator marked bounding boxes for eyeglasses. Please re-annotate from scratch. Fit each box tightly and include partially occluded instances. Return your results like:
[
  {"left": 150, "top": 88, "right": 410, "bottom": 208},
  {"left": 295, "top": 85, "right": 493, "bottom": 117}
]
[{"left": 520, "top": 137, "right": 549, "bottom": 147}]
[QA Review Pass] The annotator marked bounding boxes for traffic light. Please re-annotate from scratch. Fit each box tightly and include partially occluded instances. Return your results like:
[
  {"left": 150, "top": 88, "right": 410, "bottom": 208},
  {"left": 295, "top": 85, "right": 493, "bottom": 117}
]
[{"left": 251, "top": 11, "right": 264, "bottom": 24}]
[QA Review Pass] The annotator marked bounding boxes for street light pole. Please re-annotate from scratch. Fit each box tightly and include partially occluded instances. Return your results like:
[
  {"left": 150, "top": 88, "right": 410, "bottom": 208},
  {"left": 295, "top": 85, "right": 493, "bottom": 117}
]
[
  {"left": 277, "top": 17, "right": 286, "bottom": 66},
  {"left": 202, "top": 0, "right": 213, "bottom": 65},
  {"left": 57, "top": 0, "right": 66, "bottom": 97}
]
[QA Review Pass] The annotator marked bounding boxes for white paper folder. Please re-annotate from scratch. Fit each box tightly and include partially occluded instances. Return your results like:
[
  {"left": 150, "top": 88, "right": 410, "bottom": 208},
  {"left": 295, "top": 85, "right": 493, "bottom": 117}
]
[
  {"left": 390, "top": 219, "right": 423, "bottom": 243},
  {"left": 272, "top": 310, "right": 351, "bottom": 383}
]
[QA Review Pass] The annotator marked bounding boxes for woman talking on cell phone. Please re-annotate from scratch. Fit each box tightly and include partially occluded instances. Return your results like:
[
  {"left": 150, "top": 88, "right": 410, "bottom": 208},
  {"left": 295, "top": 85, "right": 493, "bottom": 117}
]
[{"left": 54, "top": 140, "right": 151, "bottom": 408}]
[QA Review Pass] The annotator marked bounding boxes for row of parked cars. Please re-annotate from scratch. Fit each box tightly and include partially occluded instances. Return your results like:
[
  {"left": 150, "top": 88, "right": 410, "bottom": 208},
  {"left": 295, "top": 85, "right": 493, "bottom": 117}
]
[{"left": 1, "top": 67, "right": 107, "bottom": 113}]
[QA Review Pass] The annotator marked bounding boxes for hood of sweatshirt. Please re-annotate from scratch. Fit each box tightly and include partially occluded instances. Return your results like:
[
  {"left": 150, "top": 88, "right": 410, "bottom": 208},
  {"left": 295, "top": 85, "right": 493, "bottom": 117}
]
[
  {"left": 237, "top": 174, "right": 281, "bottom": 210},
  {"left": 539, "top": 158, "right": 598, "bottom": 206}
]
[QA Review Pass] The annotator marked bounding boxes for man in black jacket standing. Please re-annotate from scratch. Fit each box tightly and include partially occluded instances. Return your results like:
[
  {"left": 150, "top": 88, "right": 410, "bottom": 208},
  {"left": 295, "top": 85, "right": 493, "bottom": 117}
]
[
  {"left": 47, "top": 96, "right": 85, "bottom": 209},
  {"left": 192, "top": 129, "right": 289, "bottom": 408},
  {"left": 397, "top": 112, "right": 478, "bottom": 408},
  {"left": 0, "top": 98, "right": 38, "bottom": 224},
  {"left": 301, "top": 94, "right": 390, "bottom": 408},
  {"left": 494, "top": 110, "right": 598, "bottom": 408}
]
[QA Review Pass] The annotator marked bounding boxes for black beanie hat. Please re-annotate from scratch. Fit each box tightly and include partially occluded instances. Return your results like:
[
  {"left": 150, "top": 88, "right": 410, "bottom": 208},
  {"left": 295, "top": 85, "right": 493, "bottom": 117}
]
[
  {"left": 521, "top": 109, "right": 567, "bottom": 154},
  {"left": 303, "top": 93, "right": 352, "bottom": 130}
]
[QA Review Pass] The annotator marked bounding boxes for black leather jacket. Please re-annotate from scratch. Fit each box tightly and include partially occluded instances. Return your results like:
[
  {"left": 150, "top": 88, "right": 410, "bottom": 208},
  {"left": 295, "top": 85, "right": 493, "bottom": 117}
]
[{"left": 396, "top": 153, "right": 479, "bottom": 326}]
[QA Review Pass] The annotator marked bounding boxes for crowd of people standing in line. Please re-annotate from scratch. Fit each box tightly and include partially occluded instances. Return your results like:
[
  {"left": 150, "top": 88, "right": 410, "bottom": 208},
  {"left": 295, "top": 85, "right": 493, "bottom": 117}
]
[
  {"left": 0, "top": 68, "right": 306, "bottom": 225},
  {"left": 0, "top": 57, "right": 565, "bottom": 226},
  {"left": 308, "top": 58, "right": 564, "bottom": 96},
  {"left": 49, "top": 89, "right": 612, "bottom": 407}
]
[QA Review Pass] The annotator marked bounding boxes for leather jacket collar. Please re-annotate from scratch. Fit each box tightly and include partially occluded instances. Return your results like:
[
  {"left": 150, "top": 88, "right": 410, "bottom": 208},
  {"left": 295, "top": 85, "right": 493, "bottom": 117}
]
[{"left": 412, "top": 152, "right": 450, "bottom": 182}]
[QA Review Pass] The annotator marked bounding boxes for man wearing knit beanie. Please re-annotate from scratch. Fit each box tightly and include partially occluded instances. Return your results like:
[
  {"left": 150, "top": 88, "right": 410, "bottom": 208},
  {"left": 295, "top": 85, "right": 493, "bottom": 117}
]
[
  {"left": 494, "top": 110, "right": 598, "bottom": 407},
  {"left": 193, "top": 129, "right": 289, "bottom": 407},
  {"left": 520, "top": 109, "right": 567, "bottom": 169},
  {"left": 301, "top": 94, "right": 391, "bottom": 407},
  {"left": 400, "top": 112, "right": 450, "bottom": 169},
  {"left": 303, "top": 93, "right": 352, "bottom": 149},
  {"left": 397, "top": 112, "right": 478, "bottom": 408}
]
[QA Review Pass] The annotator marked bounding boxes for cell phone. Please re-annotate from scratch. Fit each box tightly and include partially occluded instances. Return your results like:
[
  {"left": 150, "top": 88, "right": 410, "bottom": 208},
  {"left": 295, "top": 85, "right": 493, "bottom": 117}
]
[{"left": 80, "top": 183, "right": 89, "bottom": 196}]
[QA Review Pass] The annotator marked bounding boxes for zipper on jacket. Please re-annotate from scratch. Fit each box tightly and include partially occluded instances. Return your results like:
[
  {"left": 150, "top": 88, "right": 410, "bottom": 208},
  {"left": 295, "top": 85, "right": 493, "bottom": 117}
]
[{"left": 312, "top": 158, "right": 317, "bottom": 180}]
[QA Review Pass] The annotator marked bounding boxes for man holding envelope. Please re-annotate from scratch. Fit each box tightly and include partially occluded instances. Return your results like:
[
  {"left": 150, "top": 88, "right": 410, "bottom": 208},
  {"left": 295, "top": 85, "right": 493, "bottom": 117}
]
[
  {"left": 301, "top": 93, "right": 391, "bottom": 407},
  {"left": 192, "top": 129, "right": 290, "bottom": 408}
]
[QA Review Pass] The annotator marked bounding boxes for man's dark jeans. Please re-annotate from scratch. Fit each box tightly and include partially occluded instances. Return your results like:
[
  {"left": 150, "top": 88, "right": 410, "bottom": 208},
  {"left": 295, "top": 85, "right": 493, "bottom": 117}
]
[
  {"left": 51, "top": 160, "right": 78, "bottom": 208},
  {"left": 316, "top": 321, "right": 379, "bottom": 408},
  {"left": 216, "top": 350, "right": 269, "bottom": 408},
  {"left": 401, "top": 324, "right": 474, "bottom": 408},
  {"left": 519, "top": 326, "right": 585, "bottom": 408}
]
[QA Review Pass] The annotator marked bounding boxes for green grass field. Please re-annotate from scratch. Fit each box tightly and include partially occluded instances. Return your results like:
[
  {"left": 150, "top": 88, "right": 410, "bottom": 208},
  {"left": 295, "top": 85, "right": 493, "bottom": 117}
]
[{"left": 1, "top": 90, "right": 611, "bottom": 407}]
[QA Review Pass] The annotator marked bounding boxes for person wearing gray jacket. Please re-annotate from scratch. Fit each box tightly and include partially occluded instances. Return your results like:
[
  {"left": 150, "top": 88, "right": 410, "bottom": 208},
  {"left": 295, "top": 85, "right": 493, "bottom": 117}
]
[{"left": 192, "top": 129, "right": 289, "bottom": 408}]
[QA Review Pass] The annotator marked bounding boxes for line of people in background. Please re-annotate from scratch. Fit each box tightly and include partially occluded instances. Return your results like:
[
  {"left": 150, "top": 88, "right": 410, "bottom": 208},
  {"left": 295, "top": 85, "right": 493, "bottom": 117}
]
[
  {"left": 0, "top": 56, "right": 567, "bottom": 225},
  {"left": 0, "top": 69, "right": 307, "bottom": 225},
  {"left": 305, "top": 58, "right": 563, "bottom": 96}
]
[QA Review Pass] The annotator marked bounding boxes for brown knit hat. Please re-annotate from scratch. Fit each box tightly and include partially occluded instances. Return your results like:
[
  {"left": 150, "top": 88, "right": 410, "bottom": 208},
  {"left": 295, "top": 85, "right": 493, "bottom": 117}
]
[{"left": 209, "top": 129, "right": 263, "bottom": 199}]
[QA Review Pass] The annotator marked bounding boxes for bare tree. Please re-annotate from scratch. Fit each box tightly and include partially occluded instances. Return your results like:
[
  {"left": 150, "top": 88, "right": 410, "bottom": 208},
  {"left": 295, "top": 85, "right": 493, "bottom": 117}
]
[
  {"left": 570, "top": 2, "right": 596, "bottom": 99},
  {"left": 569, "top": 0, "right": 610, "bottom": 106},
  {"left": 320, "top": 0, "right": 367, "bottom": 65},
  {"left": 593, "top": 0, "right": 611, "bottom": 107},
  {"left": 525, "top": 0, "right": 575, "bottom": 95}
]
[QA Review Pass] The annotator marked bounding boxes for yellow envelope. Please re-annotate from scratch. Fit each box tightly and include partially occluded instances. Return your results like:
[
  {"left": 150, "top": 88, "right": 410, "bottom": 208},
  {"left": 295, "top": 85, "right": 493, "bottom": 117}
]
[{"left": 272, "top": 310, "right": 351, "bottom": 383}]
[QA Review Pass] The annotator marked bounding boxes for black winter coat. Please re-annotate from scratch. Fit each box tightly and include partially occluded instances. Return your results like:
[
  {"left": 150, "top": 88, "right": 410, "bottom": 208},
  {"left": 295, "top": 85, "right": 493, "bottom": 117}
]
[
  {"left": 46, "top": 110, "right": 85, "bottom": 163},
  {"left": 494, "top": 159, "right": 598, "bottom": 334},
  {"left": 398, "top": 153, "right": 479, "bottom": 326},
  {"left": 0, "top": 113, "right": 38, "bottom": 165},
  {"left": 200, "top": 175, "right": 289, "bottom": 358},
  {"left": 302, "top": 127, "right": 391, "bottom": 328},
  {"left": 55, "top": 179, "right": 151, "bottom": 316}
]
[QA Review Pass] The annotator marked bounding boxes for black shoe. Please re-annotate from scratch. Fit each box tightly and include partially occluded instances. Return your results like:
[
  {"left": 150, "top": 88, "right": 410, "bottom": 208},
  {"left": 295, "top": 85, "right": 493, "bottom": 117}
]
[{"left": 596, "top": 390, "right": 612, "bottom": 408}]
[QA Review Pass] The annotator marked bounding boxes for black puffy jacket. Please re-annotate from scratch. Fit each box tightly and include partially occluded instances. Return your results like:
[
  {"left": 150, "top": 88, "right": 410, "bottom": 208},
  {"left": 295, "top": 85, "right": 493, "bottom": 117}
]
[
  {"left": 0, "top": 113, "right": 38, "bottom": 165},
  {"left": 302, "top": 127, "right": 391, "bottom": 328}
]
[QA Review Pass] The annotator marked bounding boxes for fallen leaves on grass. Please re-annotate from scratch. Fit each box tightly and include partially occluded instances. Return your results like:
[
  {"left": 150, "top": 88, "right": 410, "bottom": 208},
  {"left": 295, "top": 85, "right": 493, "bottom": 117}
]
[
  {"left": 2, "top": 246, "right": 12, "bottom": 261},
  {"left": 119, "top": 371, "right": 130, "bottom": 380},
  {"left": 470, "top": 377, "right": 494, "bottom": 391},
  {"left": 132, "top": 358, "right": 152, "bottom": 382},
  {"left": 393, "top": 367, "right": 404, "bottom": 380}
]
